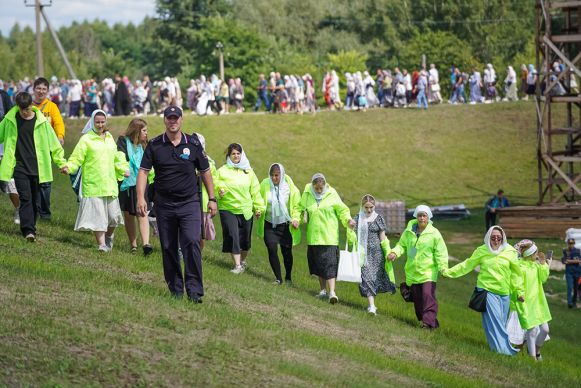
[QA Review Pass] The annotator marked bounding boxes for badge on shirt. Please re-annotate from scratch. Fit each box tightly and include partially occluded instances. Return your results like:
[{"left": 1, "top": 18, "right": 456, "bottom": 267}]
[{"left": 180, "top": 147, "right": 190, "bottom": 160}]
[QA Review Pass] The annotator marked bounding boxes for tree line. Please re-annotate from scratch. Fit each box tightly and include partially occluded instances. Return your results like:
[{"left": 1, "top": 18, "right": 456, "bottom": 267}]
[{"left": 0, "top": 0, "right": 536, "bottom": 104}]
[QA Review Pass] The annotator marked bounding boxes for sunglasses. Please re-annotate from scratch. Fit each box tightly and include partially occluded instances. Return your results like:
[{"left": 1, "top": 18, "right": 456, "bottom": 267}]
[{"left": 490, "top": 236, "right": 503, "bottom": 242}]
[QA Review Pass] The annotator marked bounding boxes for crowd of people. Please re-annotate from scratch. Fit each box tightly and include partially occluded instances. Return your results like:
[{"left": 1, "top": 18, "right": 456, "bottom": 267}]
[
  {"left": 0, "top": 73, "right": 570, "bottom": 359},
  {"left": 1, "top": 60, "right": 571, "bottom": 119}
]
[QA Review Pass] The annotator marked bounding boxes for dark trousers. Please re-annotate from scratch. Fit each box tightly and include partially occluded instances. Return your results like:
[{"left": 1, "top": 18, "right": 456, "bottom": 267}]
[
  {"left": 156, "top": 199, "right": 203, "bottom": 299},
  {"left": 69, "top": 100, "right": 81, "bottom": 117},
  {"left": 39, "top": 182, "right": 51, "bottom": 218},
  {"left": 485, "top": 211, "right": 497, "bottom": 232},
  {"left": 264, "top": 221, "right": 293, "bottom": 282},
  {"left": 13, "top": 172, "right": 40, "bottom": 236},
  {"left": 565, "top": 269, "right": 581, "bottom": 305},
  {"left": 410, "top": 281, "right": 439, "bottom": 328}
]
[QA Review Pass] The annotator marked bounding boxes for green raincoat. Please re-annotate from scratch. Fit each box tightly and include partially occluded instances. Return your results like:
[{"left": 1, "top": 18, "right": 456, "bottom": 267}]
[
  {"left": 0, "top": 106, "right": 66, "bottom": 183},
  {"left": 299, "top": 183, "right": 352, "bottom": 246},
  {"left": 444, "top": 244, "right": 525, "bottom": 298},
  {"left": 66, "top": 130, "right": 128, "bottom": 198},
  {"left": 256, "top": 175, "right": 301, "bottom": 245},
  {"left": 513, "top": 260, "right": 551, "bottom": 329},
  {"left": 214, "top": 164, "right": 264, "bottom": 220},
  {"left": 390, "top": 219, "right": 449, "bottom": 286}
]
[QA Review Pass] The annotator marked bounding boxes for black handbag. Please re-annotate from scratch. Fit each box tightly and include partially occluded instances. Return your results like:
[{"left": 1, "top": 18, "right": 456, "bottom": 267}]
[{"left": 468, "top": 288, "right": 487, "bottom": 312}]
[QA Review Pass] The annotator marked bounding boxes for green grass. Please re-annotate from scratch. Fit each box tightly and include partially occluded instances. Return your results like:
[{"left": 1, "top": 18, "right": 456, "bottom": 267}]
[{"left": 1, "top": 102, "right": 580, "bottom": 386}]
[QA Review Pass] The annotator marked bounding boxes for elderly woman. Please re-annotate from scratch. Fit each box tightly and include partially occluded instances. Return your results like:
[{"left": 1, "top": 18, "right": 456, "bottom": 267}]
[
  {"left": 443, "top": 226, "right": 524, "bottom": 355},
  {"left": 215, "top": 143, "right": 264, "bottom": 274},
  {"left": 388, "top": 205, "right": 449, "bottom": 329},
  {"left": 300, "top": 173, "right": 355, "bottom": 304},
  {"left": 256, "top": 163, "right": 301, "bottom": 284}
]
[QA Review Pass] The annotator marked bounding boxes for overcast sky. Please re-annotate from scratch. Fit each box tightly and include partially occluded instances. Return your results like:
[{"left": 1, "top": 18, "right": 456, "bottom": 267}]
[{"left": 0, "top": 0, "right": 157, "bottom": 36}]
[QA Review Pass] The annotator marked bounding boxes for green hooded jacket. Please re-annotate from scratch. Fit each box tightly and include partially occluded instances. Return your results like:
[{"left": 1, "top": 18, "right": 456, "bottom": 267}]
[
  {"left": 512, "top": 260, "right": 551, "bottom": 329},
  {"left": 390, "top": 219, "right": 449, "bottom": 286},
  {"left": 444, "top": 244, "right": 525, "bottom": 298},
  {"left": 0, "top": 106, "right": 66, "bottom": 183},
  {"left": 256, "top": 174, "right": 301, "bottom": 245},
  {"left": 215, "top": 164, "right": 265, "bottom": 220},
  {"left": 66, "top": 130, "right": 129, "bottom": 198},
  {"left": 299, "top": 183, "right": 352, "bottom": 246}
]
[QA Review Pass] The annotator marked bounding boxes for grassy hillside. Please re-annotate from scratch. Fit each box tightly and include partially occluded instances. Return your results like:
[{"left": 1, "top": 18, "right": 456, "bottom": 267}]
[{"left": 1, "top": 102, "right": 580, "bottom": 386}]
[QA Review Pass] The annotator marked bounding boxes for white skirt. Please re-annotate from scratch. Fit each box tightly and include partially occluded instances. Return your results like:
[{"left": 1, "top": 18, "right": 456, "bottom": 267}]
[
  {"left": 507, "top": 311, "right": 526, "bottom": 345},
  {"left": 75, "top": 196, "right": 124, "bottom": 232}
]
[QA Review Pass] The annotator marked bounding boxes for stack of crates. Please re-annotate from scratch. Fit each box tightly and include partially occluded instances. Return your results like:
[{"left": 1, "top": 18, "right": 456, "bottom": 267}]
[{"left": 375, "top": 200, "right": 406, "bottom": 235}]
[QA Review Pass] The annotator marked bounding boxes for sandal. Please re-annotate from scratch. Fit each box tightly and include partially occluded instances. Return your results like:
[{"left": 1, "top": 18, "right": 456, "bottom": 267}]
[{"left": 130, "top": 246, "right": 138, "bottom": 254}]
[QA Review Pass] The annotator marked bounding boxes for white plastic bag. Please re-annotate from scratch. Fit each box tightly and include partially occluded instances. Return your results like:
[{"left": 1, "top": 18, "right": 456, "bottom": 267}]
[{"left": 337, "top": 242, "right": 362, "bottom": 282}]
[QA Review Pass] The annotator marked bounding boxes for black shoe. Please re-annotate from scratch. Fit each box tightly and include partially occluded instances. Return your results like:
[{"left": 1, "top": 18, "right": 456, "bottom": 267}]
[
  {"left": 143, "top": 244, "right": 153, "bottom": 256},
  {"left": 188, "top": 296, "right": 203, "bottom": 304},
  {"left": 569, "top": 304, "right": 574, "bottom": 309}
]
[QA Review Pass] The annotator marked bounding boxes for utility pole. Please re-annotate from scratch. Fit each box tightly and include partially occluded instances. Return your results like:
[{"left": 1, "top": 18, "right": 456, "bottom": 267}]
[
  {"left": 216, "top": 42, "right": 224, "bottom": 81},
  {"left": 34, "top": 0, "right": 44, "bottom": 76},
  {"left": 25, "top": 0, "right": 76, "bottom": 79}
]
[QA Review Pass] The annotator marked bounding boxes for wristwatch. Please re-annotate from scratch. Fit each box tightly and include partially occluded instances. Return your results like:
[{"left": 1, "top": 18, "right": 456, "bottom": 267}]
[{"left": 208, "top": 198, "right": 217, "bottom": 203}]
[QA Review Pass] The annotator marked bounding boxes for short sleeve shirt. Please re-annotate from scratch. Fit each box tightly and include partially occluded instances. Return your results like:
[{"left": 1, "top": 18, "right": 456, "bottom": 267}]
[{"left": 140, "top": 132, "right": 209, "bottom": 203}]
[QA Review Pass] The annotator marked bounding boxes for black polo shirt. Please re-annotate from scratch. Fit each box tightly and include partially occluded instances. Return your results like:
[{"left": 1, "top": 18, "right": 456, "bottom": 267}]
[{"left": 140, "top": 132, "right": 209, "bottom": 203}]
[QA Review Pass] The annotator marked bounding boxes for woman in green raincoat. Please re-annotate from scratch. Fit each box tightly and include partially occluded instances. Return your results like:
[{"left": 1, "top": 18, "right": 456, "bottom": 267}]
[
  {"left": 256, "top": 163, "right": 301, "bottom": 284},
  {"left": 300, "top": 173, "right": 355, "bottom": 304},
  {"left": 388, "top": 205, "right": 449, "bottom": 329}
]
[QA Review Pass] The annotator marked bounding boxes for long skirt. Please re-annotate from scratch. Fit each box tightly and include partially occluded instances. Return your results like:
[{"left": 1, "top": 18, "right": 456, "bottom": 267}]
[
  {"left": 481, "top": 291, "right": 518, "bottom": 355},
  {"left": 75, "top": 196, "right": 123, "bottom": 232},
  {"left": 307, "top": 245, "right": 339, "bottom": 279}
]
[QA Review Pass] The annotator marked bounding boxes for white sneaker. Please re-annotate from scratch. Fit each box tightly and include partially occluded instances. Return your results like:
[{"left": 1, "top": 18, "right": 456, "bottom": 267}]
[
  {"left": 230, "top": 265, "right": 244, "bottom": 274},
  {"left": 98, "top": 244, "right": 110, "bottom": 252},
  {"left": 13, "top": 209, "right": 20, "bottom": 225},
  {"left": 317, "top": 290, "right": 327, "bottom": 298},
  {"left": 25, "top": 233, "right": 36, "bottom": 242},
  {"left": 367, "top": 305, "right": 377, "bottom": 315},
  {"left": 241, "top": 260, "right": 248, "bottom": 270},
  {"left": 329, "top": 292, "right": 338, "bottom": 304}
]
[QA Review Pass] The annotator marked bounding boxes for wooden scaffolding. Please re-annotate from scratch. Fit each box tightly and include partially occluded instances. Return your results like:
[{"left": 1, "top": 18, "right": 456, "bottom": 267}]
[{"left": 536, "top": 0, "right": 581, "bottom": 204}]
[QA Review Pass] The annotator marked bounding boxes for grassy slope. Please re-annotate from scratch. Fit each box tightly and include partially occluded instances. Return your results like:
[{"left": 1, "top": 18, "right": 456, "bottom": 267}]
[{"left": 1, "top": 102, "right": 580, "bottom": 386}]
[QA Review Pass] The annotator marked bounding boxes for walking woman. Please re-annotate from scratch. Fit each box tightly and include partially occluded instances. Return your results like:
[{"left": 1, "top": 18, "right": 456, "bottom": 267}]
[
  {"left": 355, "top": 194, "right": 396, "bottom": 315},
  {"left": 443, "top": 226, "right": 524, "bottom": 355},
  {"left": 300, "top": 173, "right": 355, "bottom": 304},
  {"left": 512, "top": 241, "right": 552, "bottom": 360},
  {"left": 64, "top": 110, "right": 129, "bottom": 252},
  {"left": 256, "top": 163, "right": 301, "bottom": 284},
  {"left": 117, "top": 118, "right": 153, "bottom": 255},
  {"left": 388, "top": 205, "right": 449, "bottom": 328},
  {"left": 215, "top": 143, "right": 264, "bottom": 273}
]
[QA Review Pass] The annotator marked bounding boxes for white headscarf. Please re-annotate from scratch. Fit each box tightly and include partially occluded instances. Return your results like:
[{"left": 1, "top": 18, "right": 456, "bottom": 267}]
[
  {"left": 81, "top": 109, "right": 107, "bottom": 134},
  {"left": 357, "top": 194, "right": 379, "bottom": 267},
  {"left": 413, "top": 205, "right": 433, "bottom": 220},
  {"left": 268, "top": 163, "right": 292, "bottom": 226},
  {"left": 484, "top": 225, "right": 508, "bottom": 255},
  {"left": 310, "top": 173, "right": 328, "bottom": 202},
  {"left": 226, "top": 143, "right": 251, "bottom": 170}
]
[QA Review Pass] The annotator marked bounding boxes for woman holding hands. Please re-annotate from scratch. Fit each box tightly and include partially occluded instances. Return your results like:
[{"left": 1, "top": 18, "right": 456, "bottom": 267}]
[{"left": 215, "top": 143, "right": 264, "bottom": 273}]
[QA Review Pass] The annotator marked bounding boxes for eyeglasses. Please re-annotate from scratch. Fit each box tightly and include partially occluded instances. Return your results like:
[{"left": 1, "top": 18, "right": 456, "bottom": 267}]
[{"left": 490, "top": 236, "right": 503, "bottom": 242}]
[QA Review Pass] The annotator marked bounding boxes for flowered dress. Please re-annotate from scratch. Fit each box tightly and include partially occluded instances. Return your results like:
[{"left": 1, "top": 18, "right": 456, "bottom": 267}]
[{"left": 355, "top": 214, "right": 396, "bottom": 297}]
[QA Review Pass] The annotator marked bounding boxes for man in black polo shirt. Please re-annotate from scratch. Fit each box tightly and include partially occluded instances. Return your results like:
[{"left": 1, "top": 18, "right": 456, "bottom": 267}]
[{"left": 136, "top": 106, "right": 217, "bottom": 303}]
